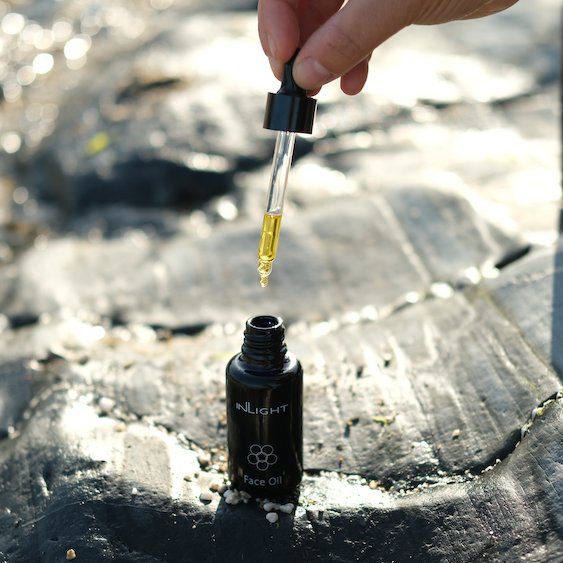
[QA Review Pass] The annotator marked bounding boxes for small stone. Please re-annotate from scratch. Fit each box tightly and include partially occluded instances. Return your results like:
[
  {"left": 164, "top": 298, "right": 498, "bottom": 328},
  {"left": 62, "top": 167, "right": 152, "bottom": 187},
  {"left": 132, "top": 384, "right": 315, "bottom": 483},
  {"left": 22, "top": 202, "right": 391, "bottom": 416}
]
[
  {"left": 66, "top": 549, "right": 77, "bottom": 560},
  {"left": 266, "top": 512, "right": 278, "bottom": 523},
  {"left": 115, "top": 421, "right": 126, "bottom": 432},
  {"left": 218, "top": 484, "right": 228, "bottom": 494},
  {"left": 197, "top": 450, "right": 211, "bottom": 468},
  {"left": 452, "top": 429, "right": 461, "bottom": 438},
  {"left": 209, "top": 479, "right": 222, "bottom": 491},
  {"left": 98, "top": 397, "right": 116, "bottom": 414},
  {"left": 279, "top": 503, "right": 294, "bottom": 514},
  {"left": 263, "top": 502, "right": 276, "bottom": 512},
  {"left": 223, "top": 489, "right": 235, "bottom": 498},
  {"left": 199, "top": 491, "right": 214, "bottom": 502}
]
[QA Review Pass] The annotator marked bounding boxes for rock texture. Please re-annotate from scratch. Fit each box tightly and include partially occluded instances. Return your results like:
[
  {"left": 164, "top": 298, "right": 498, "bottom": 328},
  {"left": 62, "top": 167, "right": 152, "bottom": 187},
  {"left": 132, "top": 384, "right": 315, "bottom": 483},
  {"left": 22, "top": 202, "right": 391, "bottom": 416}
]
[{"left": 0, "top": 0, "right": 561, "bottom": 561}]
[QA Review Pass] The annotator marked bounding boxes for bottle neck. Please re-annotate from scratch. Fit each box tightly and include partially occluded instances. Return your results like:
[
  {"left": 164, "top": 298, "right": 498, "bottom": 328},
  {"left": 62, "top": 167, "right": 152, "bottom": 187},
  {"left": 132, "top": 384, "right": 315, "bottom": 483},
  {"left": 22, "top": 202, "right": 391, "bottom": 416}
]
[{"left": 241, "top": 315, "right": 287, "bottom": 368}]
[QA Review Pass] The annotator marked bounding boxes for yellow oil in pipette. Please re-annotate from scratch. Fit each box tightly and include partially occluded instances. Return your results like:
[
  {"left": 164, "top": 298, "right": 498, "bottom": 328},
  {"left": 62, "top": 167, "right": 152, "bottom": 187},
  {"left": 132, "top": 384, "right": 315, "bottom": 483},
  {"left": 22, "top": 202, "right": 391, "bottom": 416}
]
[
  {"left": 256, "top": 130, "right": 295, "bottom": 287},
  {"left": 258, "top": 51, "right": 316, "bottom": 287},
  {"left": 257, "top": 213, "right": 282, "bottom": 287}
]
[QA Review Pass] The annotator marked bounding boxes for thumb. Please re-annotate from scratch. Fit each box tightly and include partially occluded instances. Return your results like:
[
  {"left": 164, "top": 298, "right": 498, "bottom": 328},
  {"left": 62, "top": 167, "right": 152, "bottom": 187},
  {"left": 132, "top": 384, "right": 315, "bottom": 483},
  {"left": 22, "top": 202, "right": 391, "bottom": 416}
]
[{"left": 292, "top": 0, "right": 409, "bottom": 91}]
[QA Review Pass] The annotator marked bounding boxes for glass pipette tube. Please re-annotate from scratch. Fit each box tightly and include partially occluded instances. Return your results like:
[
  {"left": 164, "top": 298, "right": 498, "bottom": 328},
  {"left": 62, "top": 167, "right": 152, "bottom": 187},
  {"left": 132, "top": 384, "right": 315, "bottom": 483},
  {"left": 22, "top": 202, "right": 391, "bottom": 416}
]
[{"left": 257, "top": 130, "right": 296, "bottom": 287}]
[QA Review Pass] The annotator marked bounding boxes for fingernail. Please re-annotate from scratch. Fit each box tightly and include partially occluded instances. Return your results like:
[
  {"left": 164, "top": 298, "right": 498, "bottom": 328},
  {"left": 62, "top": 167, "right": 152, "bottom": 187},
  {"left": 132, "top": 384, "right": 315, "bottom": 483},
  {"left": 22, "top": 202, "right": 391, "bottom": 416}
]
[
  {"left": 268, "top": 56, "right": 283, "bottom": 80},
  {"left": 267, "top": 34, "right": 277, "bottom": 58},
  {"left": 294, "top": 58, "right": 334, "bottom": 89}
]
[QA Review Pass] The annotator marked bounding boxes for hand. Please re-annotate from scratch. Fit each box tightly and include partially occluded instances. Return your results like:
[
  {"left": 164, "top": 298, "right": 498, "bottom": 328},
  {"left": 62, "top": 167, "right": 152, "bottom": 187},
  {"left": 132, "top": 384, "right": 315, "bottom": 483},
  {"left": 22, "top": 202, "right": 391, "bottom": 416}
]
[{"left": 258, "top": 0, "right": 519, "bottom": 95}]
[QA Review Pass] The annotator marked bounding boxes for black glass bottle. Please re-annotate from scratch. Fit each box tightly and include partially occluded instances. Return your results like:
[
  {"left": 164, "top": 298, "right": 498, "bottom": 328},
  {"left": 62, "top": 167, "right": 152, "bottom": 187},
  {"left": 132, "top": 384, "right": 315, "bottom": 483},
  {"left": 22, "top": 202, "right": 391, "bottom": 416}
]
[{"left": 226, "top": 315, "right": 303, "bottom": 499}]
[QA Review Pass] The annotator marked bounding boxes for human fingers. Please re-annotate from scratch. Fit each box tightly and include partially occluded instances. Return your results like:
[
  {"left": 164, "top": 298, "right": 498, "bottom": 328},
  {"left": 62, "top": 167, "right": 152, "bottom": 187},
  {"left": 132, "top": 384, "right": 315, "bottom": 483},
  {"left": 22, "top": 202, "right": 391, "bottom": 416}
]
[
  {"left": 292, "top": 0, "right": 407, "bottom": 92},
  {"left": 410, "top": 0, "right": 519, "bottom": 25},
  {"left": 340, "top": 56, "right": 371, "bottom": 96},
  {"left": 296, "top": 0, "right": 347, "bottom": 44},
  {"left": 292, "top": 0, "right": 520, "bottom": 93},
  {"left": 258, "top": 0, "right": 346, "bottom": 80},
  {"left": 258, "top": 0, "right": 300, "bottom": 80},
  {"left": 411, "top": 0, "right": 516, "bottom": 25},
  {"left": 458, "top": 0, "right": 519, "bottom": 20}
]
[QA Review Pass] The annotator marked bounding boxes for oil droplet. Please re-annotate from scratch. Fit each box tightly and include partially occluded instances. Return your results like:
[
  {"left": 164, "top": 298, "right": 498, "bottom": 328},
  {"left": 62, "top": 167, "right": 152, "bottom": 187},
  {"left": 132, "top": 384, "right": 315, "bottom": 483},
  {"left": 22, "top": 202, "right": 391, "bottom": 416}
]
[{"left": 258, "top": 259, "right": 272, "bottom": 287}]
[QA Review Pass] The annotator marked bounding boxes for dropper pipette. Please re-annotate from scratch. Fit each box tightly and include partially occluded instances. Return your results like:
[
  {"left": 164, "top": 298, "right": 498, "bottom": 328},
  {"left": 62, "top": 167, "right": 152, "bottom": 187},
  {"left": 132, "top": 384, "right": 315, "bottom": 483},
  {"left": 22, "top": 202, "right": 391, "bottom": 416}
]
[
  {"left": 258, "top": 52, "right": 317, "bottom": 287},
  {"left": 257, "top": 130, "right": 295, "bottom": 286}
]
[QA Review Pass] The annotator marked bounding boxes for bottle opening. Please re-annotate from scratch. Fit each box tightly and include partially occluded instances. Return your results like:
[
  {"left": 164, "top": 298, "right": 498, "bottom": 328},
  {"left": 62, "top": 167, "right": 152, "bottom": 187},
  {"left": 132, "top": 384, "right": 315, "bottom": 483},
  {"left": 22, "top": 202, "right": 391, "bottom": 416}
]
[
  {"left": 242, "top": 315, "right": 286, "bottom": 365},
  {"left": 248, "top": 315, "right": 282, "bottom": 331}
]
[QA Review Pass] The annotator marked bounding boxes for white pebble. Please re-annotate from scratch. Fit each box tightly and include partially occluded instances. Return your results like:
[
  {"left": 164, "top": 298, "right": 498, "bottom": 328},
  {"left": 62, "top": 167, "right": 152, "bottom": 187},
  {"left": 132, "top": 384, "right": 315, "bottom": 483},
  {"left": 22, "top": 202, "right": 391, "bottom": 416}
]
[
  {"left": 280, "top": 503, "right": 294, "bottom": 514},
  {"left": 218, "top": 484, "right": 228, "bottom": 494},
  {"left": 199, "top": 491, "right": 214, "bottom": 502},
  {"left": 263, "top": 502, "right": 276, "bottom": 512},
  {"left": 266, "top": 512, "right": 278, "bottom": 523},
  {"left": 223, "top": 489, "right": 235, "bottom": 498},
  {"left": 99, "top": 397, "right": 115, "bottom": 414}
]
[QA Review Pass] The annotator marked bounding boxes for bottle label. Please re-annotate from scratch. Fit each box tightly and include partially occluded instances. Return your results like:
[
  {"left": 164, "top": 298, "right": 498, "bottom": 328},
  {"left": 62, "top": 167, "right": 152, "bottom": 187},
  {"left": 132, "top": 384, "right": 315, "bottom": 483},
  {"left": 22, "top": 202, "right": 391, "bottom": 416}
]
[
  {"left": 226, "top": 354, "right": 303, "bottom": 495},
  {"left": 243, "top": 473, "right": 283, "bottom": 487},
  {"left": 247, "top": 444, "right": 278, "bottom": 470},
  {"left": 244, "top": 444, "right": 282, "bottom": 486},
  {"left": 235, "top": 401, "right": 289, "bottom": 415}
]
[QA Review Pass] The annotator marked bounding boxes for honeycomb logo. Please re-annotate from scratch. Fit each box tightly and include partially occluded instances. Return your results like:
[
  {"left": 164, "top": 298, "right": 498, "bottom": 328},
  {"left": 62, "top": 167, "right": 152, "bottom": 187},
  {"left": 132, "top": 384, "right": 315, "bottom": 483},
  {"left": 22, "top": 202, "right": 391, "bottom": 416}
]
[{"left": 247, "top": 444, "right": 278, "bottom": 471}]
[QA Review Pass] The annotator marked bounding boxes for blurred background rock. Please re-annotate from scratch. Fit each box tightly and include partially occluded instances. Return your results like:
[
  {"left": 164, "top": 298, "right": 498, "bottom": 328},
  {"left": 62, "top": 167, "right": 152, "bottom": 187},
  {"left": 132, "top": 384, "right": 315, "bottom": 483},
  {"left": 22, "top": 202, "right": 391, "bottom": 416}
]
[
  {"left": 0, "top": 0, "right": 561, "bottom": 561},
  {"left": 0, "top": 0, "right": 558, "bottom": 309}
]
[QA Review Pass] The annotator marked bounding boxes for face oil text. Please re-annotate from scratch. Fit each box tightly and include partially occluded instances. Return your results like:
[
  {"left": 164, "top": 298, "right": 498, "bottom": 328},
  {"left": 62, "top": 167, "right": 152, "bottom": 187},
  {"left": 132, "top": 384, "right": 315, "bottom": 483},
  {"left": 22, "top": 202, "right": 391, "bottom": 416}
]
[{"left": 244, "top": 475, "right": 283, "bottom": 487}]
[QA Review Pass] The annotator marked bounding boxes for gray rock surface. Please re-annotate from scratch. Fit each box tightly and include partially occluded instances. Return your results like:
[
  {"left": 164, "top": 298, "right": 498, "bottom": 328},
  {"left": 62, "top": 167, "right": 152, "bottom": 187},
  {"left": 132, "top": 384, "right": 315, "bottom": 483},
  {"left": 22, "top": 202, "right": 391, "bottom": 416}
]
[{"left": 0, "top": 0, "right": 561, "bottom": 561}]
